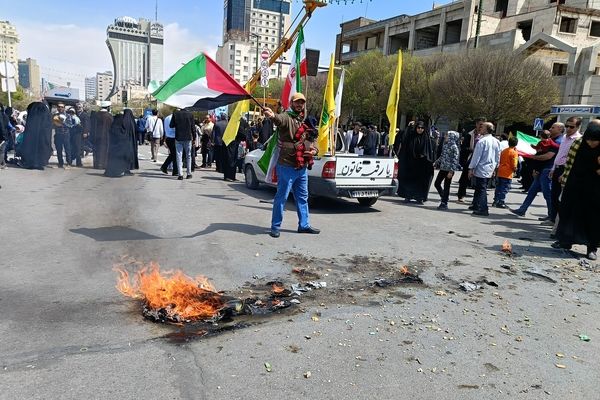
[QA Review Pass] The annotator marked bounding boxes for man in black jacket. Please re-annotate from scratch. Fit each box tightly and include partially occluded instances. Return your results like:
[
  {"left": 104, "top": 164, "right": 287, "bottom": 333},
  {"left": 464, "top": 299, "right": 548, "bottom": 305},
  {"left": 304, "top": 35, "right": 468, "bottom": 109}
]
[
  {"left": 170, "top": 108, "right": 195, "bottom": 180},
  {"left": 212, "top": 113, "right": 228, "bottom": 173}
]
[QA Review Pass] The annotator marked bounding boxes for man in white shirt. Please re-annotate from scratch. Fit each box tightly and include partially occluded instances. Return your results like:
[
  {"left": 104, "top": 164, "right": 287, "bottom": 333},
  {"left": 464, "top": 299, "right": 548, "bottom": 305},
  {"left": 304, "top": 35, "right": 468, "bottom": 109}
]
[
  {"left": 145, "top": 109, "right": 164, "bottom": 162},
  {"left": 468, "top": 122, "right": 501, "bottom": 216}
]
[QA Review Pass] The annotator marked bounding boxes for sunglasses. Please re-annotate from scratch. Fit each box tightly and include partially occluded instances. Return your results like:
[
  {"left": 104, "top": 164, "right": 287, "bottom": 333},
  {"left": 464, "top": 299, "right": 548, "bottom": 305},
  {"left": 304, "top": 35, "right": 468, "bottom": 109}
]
[{"left": 565, "top": 125, "right": 576, "bottom": 129}]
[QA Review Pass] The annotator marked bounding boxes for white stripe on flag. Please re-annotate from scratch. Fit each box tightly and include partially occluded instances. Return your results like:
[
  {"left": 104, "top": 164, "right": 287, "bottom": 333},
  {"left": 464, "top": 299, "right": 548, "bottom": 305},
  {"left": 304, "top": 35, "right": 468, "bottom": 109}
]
[{"left": 160, "top": 77, "right": 223, "bottom": 109}]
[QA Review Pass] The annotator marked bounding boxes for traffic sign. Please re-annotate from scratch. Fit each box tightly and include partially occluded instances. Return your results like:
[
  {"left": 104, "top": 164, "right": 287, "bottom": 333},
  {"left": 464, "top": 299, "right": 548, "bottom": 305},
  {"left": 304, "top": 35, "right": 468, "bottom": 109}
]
[
  {"left": 260, "top": 77, "right": 269, "bottom": 88},
  {"left": 533, "top": 118, "right": 544, "bottom": 131},
  {"left": 261, "top": 47, "right": 270, "bottom": 60}
]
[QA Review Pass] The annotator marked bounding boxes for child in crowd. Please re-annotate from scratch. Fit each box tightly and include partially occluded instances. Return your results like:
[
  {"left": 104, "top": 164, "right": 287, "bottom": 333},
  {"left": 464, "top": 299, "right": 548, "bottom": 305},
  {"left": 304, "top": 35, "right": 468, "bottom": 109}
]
[
  {"left": 493, "top": 136, "right": 519, "bottom": 208},
  {"left": 433, "top": 130, "right": 461, "bottom": 210}
]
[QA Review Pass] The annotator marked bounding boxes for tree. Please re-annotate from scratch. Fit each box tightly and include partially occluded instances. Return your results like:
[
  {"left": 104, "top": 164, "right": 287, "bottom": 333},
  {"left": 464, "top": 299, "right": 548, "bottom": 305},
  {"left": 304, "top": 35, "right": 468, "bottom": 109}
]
[
  {"left": 344, "top": 51, "right": 394, "bottom": 124},
  {"left": 429, "top": 49, "right": 559, "bottom": 125}
]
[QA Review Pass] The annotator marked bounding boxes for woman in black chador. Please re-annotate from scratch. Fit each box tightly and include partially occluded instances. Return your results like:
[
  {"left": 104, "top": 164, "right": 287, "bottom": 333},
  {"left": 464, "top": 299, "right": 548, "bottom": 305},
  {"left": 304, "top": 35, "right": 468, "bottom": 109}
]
[
  {"left": 104, "top": 110, "right": 136, "bottom": 177},
  {"left": 553, "top": 121, "right": 600, "bottom": 260},
  {"left": 396, "top": 120, "right": 435, "bottom": 204},
  {"left": 20, "top": 102, "right": 53, "bottom": 170}
]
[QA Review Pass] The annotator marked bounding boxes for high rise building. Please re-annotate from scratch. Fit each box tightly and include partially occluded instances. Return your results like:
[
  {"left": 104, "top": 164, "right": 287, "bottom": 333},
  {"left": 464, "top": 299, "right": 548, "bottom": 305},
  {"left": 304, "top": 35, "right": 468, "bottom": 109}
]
[
  {"left": 85, "top": 76, "right": 97, "bottom": 101},
  {"left": 216, "top": 0, "right": 292, "bottom": 84},
  {"left": 96, "top": 71, "right": 114, "bottom": 103},
  {"left": 106, "top": 16, "right": 164, "bottom": 100},
  {"left": 0, "top": 20, "right": 19, "bottom": 85},
  {"left": 17, "top": 58, "right": 41, "bottom": 97}
]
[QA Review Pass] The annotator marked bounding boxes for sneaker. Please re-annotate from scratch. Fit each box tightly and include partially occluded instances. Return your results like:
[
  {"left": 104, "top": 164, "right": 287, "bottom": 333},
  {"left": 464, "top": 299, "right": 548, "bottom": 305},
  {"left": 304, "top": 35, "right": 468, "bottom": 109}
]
[
  {"left": 269, "top": 231, "right": 280, "bottom": 238},
  {"left": 186, "top": 174, "right": 193, "bottom": 179},
  {"left": 177, "top": 176, "right": 183, "bottom": 180},
  {"left": 437, "top": 203, "right": 448, "bottom": 210},
  {"left": 511, "top": 209, "right": 525, "bottom": 217}
]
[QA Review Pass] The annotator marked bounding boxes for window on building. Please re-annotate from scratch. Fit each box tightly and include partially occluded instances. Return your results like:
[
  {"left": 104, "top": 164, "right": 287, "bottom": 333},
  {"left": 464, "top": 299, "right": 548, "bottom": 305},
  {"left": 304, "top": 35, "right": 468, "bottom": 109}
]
[
  {"left": 230, "top": 44, "right": 234, "bottom": 50},
  {"left": 243, "top": 75, "right": 248, "bottom": 81},
  {"left": 552, "top": 63, "right": 568, "bottom": 76},
  {"left": 244, "top": 56, "right": 249, "bottom": 62},
  {"left": 229, "top": 54, "right": 234, "bottom": 60},
  {"left": 559, "top": 17, "right": 577, "bottom": 33},
  {"left": 517, "top": 20, "right": 533, "bottom": 41},
  {"left": 235, "top": 69, "right": 240, "bottom": 75},
  {"left": 495, "top": 0, "right": 509, "bottom": 18},
  {"left": 271, "top": 69, "right": 276, "bottom": 74},
  {"left": 236, "top": 50, "right": 241, "bottom": 55},
  {"left": 590, "top": 20, "right": 600, "bottom": 37},
  {"left": 236, "top": 60, "right": 241, "bottom": 66}
]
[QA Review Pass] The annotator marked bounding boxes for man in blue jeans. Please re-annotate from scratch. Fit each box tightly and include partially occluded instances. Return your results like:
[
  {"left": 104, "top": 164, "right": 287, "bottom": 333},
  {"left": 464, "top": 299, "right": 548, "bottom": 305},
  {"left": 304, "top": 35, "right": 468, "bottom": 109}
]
[
  {"left": 511, "top": 123, "right": 562, "bottom": 219},
  {"left": 263, "top": 92, "right": 319, "bottom": 238},
  {"left": 468, "top": 122, "right": 500, "bottom": 216},
  {"left": 169, "top": 108, "right": 195, "bottom": 180}
]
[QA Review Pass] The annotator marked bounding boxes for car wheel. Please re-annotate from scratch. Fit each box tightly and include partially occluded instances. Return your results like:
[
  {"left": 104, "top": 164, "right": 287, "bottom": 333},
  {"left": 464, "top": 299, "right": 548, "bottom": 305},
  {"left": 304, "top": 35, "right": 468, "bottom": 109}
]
[
  {"left": 245, "top": 164, "right": 259, "bottom": 189},
  {"left": 357, "top": 197, "right": 378, "bottom": 207}
]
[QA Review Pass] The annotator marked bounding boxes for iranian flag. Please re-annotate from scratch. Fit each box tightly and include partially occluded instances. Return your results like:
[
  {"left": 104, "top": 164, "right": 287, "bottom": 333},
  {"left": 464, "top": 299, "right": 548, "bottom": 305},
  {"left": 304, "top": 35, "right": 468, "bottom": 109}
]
[
  {"left": 281, "top": 26, "right": 307, "bottom": 110},
  {"left": 515, "top": 131, "right": 540, "bottom": 157},
  {"left": 149, "top": 53, "right": 251, "bottom": 110}
]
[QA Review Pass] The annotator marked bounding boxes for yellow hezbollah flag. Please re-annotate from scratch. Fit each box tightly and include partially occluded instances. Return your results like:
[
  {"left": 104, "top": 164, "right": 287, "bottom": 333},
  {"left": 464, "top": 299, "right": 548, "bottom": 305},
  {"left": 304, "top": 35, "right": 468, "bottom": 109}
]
[
  {"left": 223, "top": 83, "right": 251, "bottom": 145},
  {"left": 386, "top": 50, "right": 402, "bottom": 147},
  {"left": 317, "top": 54, "right": 336, "bottom": 155}
]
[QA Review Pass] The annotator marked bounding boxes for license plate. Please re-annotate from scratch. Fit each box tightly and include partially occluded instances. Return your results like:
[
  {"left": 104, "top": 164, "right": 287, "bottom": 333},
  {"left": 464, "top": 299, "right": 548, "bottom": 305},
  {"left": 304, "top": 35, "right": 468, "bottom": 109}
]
[{"left": 350, "top": 190, "right": 379, "bottom": 198}]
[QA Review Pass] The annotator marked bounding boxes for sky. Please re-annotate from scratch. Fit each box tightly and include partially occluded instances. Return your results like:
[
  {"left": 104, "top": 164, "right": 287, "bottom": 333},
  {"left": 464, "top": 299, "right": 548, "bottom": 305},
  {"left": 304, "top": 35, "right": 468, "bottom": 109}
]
[{"left": 1, "top": 0, "right": 455, "bottom": 92}]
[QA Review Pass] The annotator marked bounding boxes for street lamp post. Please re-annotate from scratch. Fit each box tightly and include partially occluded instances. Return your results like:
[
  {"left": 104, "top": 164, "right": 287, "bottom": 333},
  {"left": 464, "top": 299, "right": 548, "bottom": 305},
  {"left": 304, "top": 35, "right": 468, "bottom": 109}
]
[{"left": 249, "top": 32, "right": 259, "bottom": 75}]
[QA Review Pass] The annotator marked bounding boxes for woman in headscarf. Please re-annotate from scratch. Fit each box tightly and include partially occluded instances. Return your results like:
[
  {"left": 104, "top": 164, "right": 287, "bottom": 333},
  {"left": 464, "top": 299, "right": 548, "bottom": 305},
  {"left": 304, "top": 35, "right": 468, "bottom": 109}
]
[
  {"left": 19, "top": 102, "right": 53, "bottom": 170},
  {"left": 124, "top": 109, "right": 139, "bottom": 172},
  {"left": 552, "top": 120, "right": 600, "bottom": 260},
  {"left": 93, "top": 105, "right": 113, "bottom": 169},
  {"left": 104, "top": 110, "right": 136, "bottom": 177},
  {"left": 396, "top": 120, "right": 435, "bottom": 204}
]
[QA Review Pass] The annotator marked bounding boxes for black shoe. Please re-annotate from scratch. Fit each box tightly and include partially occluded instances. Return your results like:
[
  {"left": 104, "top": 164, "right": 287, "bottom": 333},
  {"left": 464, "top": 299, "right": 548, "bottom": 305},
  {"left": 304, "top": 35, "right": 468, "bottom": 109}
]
[
  {"left": 472, "top": 210, "right": 489, "bottom": 216},
  {"left": 511, "top": 209, "right": 525, "bottom": 217},
  {"left": 402, "top": 198, "right": 411, "bottom": 203},
  {"left": 491, "top": 201, "right": 498, "bottom": 207},
  {"left": 298, "top": 226, "right": 320, "bottom": 234},
  {"left": 415, "top": 200, "right": 424, "bottom": 205},
  {"left": 468, "top": 205, "right": 477, "bottom": 211},
  {"left": 538, "top": 216, "right": 550, "bottom": 221},
  {"left": 177, "top": 176, "right": 183, "bottom": 180},
  {"left": 437, "top": 203, "right": 448, "bottom": 210},
  {"left": 269, "top": 231, "right": 280, "bottom": 238},
  {"left": 551, "top": 241, "right": 571, "bottom": 250},
  {"left": 186, "top": 174, "right": 192, "bottom": 179},
  {"left": 160, "top": 167, "right": 168, "bottom": 174},
  {"left": 496, "top": 202, "right": 507, "bottom": 209}
]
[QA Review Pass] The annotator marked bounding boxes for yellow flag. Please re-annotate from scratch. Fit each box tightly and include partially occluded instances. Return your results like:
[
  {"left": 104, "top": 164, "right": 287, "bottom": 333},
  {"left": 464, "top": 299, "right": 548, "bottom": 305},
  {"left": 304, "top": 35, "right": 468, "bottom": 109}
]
[
  {"left": 317, "top": 54, "right": 336, "bottom": 155},
  {"left": 223, "top": 84, "right": 251, "bottom": 145},
  {"left": 386, "top": 51, "right": 402, "bottom": 147}
]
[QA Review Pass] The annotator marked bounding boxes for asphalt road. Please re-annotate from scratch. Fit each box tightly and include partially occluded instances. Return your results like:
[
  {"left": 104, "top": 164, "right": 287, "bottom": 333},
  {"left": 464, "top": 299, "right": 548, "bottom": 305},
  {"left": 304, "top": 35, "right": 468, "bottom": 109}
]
[{"left": 1, "top": 147, "right": 598, "bottom": 400}]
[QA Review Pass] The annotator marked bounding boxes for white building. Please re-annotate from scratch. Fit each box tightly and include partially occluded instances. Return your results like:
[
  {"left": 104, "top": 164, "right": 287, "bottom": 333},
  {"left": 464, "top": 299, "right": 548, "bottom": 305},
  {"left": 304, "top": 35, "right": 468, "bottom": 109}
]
[
  {"left": 216, "top": 0, "right": 292, "bottom": 84},
  {"left": 96, "top": 71, "right": 114, "bottom": 103},
  {"left": 85, "top": 76, "right": 97, "bottom": 101},
  {"left": 0, "top": 20, "right": 19, "bottom": 85},
  {"left": 106, "top": 16, "right": 164, "bottom": 99},
  {"left": 336, "top": 0, "right": 600, "bottom": 105}
]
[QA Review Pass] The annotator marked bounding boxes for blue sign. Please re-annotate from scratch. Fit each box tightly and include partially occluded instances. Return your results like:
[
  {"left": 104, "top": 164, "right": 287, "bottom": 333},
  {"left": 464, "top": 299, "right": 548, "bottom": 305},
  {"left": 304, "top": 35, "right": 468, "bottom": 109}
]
[
  {"left": 550, "top": 106, "right": 600, "bottom": 115},
  {"left": 533, "top": 118, "right": 544, "bottom": 131}
]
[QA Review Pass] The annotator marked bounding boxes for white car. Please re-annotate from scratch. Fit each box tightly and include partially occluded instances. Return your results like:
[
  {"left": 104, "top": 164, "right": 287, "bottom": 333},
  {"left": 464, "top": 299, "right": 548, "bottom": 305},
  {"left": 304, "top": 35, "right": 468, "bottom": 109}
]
[{"left": 243, "top": 148, "right": 398, "bottom": 207}]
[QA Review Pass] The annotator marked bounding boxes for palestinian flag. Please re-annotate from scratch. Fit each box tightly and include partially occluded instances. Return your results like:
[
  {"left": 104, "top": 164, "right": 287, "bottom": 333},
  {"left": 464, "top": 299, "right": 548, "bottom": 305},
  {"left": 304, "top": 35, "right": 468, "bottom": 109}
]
[
  {"left": 515, "top": 131, "right": 540, "bottom": 157},
  {"left": 281, "top": 27, "right": 307, "bottom": 110},
  {"left": 149, "top": 53, "right": 251, "bottom": 110}
]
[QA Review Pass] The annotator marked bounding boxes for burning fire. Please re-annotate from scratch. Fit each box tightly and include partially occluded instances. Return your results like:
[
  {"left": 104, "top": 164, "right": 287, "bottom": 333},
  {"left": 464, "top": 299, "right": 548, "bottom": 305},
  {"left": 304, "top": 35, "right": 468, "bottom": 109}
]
[
  {"left": 400, "top": 265, "right": 410, "bottom": 275},
  {"left": 114, "top": 262, "right": 224, "bottom": 321},
  {"left": 502, "top": 240, "right": 513, "bottom": 254},
  {"left": 271, "top": 282, "right": 286, "bottom": 294}
]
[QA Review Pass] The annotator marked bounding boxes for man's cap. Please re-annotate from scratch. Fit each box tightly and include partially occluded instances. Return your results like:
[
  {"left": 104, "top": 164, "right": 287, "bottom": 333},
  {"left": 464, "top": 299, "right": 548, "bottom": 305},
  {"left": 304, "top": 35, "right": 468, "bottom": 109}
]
[
  {"left": 291, "top": 92, "right": 306, "bottom": 102},
  {"left": 100, "top": 101, "right": 111, "bottom": 108}
]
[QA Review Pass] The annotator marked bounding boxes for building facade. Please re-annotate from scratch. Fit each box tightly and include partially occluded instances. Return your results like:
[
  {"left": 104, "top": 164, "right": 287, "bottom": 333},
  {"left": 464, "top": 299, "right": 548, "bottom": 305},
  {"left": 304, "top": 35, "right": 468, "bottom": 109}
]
[
  {"left": 96, "top": 71, "right": 114, "bottom": 103},
  {"left": 105, "top": 16, "right": 164, "bottom": 101},
  {"left": 336, "top": 0, "right": 600, "bottom": 104},
  {"left": 85, "top": 76, "right": 97, "bottom": 101},
  {"left": 17, "top": 58, "right": 41, "bottom": 97},
  {"left": 216, "top": 0, "right": 292, "bottom": 83},
  {"left": 0, "top": 20, "right": 19, "bottom": 85}
]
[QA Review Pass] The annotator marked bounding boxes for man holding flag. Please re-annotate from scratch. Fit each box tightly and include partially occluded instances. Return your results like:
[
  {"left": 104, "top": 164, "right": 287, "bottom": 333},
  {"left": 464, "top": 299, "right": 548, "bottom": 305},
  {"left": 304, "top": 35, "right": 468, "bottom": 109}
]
[{"left": 262, "top": 93, "right": 320, "bottom": 238}]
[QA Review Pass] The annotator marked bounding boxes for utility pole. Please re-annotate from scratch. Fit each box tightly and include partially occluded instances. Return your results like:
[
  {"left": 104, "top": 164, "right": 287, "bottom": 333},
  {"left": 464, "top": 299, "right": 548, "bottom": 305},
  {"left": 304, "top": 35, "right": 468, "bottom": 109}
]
[{"left": 474, "top": 0, "right": 483, "bottom": 48}]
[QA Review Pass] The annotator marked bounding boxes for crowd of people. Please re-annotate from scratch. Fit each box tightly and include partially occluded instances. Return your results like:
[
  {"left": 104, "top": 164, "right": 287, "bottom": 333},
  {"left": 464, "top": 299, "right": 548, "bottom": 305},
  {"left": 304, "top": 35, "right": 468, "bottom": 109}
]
[
  {"left": 1, "top": 99, "right": 597, "bottom": 259},
  {"left": 391, "top": 116, "right": 599, "bottom": 260}
]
